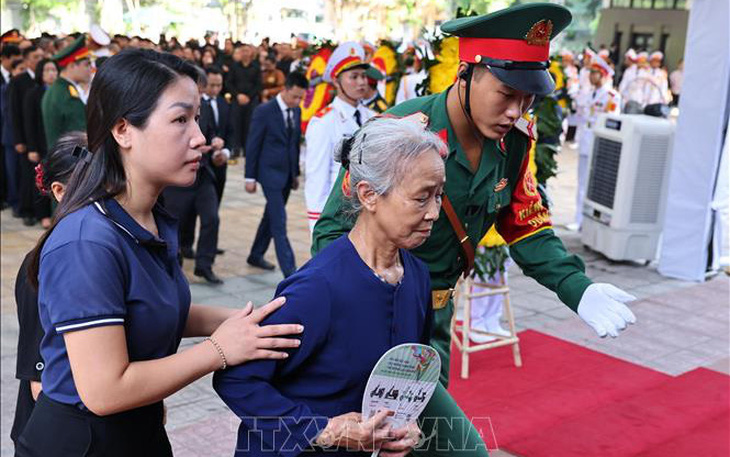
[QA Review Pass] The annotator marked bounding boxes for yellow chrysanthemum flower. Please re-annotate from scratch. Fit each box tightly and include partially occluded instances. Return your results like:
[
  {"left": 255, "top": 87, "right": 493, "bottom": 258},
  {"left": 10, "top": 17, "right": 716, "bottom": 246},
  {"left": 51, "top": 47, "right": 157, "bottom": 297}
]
[{"left": 429, "top": 36, "right": 459, "bottom": 94}]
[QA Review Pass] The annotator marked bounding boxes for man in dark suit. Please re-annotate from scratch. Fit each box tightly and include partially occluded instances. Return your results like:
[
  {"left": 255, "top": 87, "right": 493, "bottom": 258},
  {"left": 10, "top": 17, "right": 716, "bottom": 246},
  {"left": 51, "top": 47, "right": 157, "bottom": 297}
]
[
  {"left": 8, "top": 45, "right": 43, "bottom": 225},
  {"left": 163, "top": 69, "right": 224, "bottom": 285},
  {"left": 245, "top": 71, "right": 308, "bottom": 277},
  {"left": 179, "top": 65, "right": 234, "bottom": 259},
  {"left": 202, "top": 65, "right": 234, "bottom": 203},
  {"left": 1, "top": 43, "right": 22, "bottom": 212}
]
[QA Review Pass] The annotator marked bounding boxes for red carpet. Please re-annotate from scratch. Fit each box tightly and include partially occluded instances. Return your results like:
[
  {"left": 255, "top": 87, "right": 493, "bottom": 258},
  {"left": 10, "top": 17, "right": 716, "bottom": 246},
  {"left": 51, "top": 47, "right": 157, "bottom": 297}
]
[{"left": 448, "top": 330, "right": 730, "bottom": 457}]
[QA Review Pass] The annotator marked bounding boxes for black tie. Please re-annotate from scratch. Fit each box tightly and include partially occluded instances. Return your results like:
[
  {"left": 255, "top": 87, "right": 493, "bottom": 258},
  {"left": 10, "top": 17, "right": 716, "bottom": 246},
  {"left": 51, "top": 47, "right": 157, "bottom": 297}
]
[
  {"left": 286, "top": 108, "right": 293, "bottom": 139},
  {"left": 354, "top": 109, "right": 362, "bottom": 127}
]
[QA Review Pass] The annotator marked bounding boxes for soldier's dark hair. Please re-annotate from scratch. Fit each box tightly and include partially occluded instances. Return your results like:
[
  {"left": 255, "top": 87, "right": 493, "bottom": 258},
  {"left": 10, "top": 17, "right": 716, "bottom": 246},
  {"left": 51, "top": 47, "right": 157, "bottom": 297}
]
[
  {"left": 285, "top": 71, "right": 308, "bottom": 90},
  {"left": 28, "top": 48, "right": 202, "bottom": 288}
]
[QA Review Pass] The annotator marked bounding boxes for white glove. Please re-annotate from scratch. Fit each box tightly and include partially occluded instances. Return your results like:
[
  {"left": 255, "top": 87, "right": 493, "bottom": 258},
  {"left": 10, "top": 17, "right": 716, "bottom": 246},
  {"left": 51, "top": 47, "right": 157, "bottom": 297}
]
[{"left": 577, "top": 283, "right": 637, "bottom": 338}]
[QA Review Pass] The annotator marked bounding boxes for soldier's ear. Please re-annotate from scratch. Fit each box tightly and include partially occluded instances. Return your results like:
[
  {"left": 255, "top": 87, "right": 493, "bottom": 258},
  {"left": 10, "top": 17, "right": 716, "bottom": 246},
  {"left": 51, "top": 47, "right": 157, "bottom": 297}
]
[{"left": 111, "top": 118, "right": 132, "bottom": 149}]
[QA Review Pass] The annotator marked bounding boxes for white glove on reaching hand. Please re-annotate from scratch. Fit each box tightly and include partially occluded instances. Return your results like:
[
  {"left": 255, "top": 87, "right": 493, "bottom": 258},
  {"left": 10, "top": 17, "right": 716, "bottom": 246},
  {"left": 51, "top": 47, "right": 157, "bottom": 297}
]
[{"left": 577, "top": 283, "right": 637, "bottom": 338}]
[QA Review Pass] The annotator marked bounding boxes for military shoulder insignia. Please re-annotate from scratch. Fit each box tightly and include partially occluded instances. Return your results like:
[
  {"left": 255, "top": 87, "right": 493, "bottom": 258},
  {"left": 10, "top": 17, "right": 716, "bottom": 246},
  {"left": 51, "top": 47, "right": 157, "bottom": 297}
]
[
  {"left": 68, "top": 85, "right": 79, "bottom": 99},
  {"left": 314, "top": 105, "right": 333, "bottom": 118},
  {"left": 514, "top": 116, "right": 537, "bottom": 140},
  {"left": 401, "top": 111, "right": 430, "bottom": 127},
  {"left": 494, "top": 178, "right": 508, "bottom": 192},
  {"left": 525, "top": 20, "right": 553, "bottom": 47}
]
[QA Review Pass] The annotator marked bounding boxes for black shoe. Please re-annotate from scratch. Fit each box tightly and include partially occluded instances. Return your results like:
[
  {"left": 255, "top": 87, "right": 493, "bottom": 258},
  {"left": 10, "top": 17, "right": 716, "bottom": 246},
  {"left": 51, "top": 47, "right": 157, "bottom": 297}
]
[
  {"left": 12, "top": 208, "right": 21, "bottom": 218},
  {"left": 247, "top": 257, "right": 275, "bottom": 271},
  {"left": 181, "top": 246, "right": 195, "bottom": 259},
  {"left": 216, "top": 248, "right": 226, "bottom": 255},
  {"left": 22, "top": 217, "right": 36, "bottom": 226},
  {"left": 194, "top": 268, "right": 223, "bottom": 284}
]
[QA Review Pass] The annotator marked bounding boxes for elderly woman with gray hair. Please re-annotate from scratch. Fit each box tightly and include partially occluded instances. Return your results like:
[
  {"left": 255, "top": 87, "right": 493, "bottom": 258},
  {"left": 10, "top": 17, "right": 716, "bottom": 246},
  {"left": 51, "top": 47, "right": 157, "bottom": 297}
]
[{"left": 214, "top": 117, "right": 449, "bottom": 457}]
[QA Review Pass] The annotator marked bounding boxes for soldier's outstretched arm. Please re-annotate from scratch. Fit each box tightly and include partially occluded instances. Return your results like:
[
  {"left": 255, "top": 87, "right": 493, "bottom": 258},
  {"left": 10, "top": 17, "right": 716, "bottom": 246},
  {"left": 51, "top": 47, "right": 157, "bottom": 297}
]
[{"left": 498, "top": 154, "right": 636, "bottom": 338}]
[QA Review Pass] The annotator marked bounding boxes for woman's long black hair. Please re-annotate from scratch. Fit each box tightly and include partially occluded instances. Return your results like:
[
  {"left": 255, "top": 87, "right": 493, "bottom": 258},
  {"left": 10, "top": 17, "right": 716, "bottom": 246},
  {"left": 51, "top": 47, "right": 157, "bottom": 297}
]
[
  {"left": 34, "top": 58, "right": 58, "bottom": 85},
  {"left": 28, "top": 48, "right": 201, "bottom": 288}
]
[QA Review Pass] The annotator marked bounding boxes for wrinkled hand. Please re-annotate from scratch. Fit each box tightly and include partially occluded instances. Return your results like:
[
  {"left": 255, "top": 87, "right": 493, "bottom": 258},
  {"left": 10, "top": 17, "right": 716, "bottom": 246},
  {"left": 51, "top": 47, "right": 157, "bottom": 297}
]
[
  {"left": 245, "top": 181, "right": 257, "bottom": 193},
  {"left": 210, "top": 298, "right": 303, "bottom": 366},
  {"left": 316, "top": 410, "right": 394, "bottom": 451},
  {"left": 380, "top": 422, "right": 422, "bottom": 457},
  {"left": 28, "top": 152, "right": 40, "bottom": 163},
  {"left": 577, "top": 283, "right": 637, "bottom": 338},
  {"left": 237, "top": 93, "right": 250, "bottom": 105},
  {"left": 15, "top": 144, "right": 26, "bottom": 153}
]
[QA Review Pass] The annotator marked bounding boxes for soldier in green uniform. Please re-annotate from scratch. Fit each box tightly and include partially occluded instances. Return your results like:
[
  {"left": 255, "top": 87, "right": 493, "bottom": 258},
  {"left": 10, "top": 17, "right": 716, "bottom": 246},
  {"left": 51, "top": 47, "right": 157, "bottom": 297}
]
[
  {"left": 313, "top": 4, "right": 638, "bottom": 455},
  {"left": 42, "top": 36, "right": 91, "bottom": 149},
  {"left": 363, "top": 66, "right": 389, "bottom": 113}
]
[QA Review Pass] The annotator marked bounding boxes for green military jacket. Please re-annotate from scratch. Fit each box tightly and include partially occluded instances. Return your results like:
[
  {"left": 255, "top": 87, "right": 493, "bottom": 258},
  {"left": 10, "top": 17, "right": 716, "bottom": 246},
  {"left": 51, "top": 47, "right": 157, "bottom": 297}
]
[
  {"left": 41, "top": 77, "right": 86, "bottom": 150},
  {"left": 312, "top": 89, "right": 592, "bottom": 311}
]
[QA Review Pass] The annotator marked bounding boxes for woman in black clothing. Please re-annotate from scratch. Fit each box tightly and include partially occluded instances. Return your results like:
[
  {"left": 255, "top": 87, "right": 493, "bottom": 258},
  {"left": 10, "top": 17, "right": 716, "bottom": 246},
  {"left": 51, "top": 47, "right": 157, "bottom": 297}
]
[
  {"left": 11, "top": 131, "right": 83, "bottom": 448},
  {"left": 21, "top": 58, "right": 58, "bottom": 228}
]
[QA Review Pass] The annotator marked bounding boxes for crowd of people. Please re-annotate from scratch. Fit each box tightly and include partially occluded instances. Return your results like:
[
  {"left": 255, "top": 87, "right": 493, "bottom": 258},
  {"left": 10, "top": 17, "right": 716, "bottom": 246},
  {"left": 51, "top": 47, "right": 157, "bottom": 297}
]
[
  {"left": 3, "top": 3, "right": 644, "bottom": 455},
  {"left": 555, "top": 45, "right": 681, "bottom": 230}
]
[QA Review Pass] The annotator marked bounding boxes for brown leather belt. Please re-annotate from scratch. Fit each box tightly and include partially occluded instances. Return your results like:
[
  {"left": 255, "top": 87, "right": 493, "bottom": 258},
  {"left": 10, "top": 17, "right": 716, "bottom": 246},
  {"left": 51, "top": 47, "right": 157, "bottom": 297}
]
[
  {"left": 432, "top": 288, "right": 455, "bottom": 310},
  {"left": 442, "top": 195, "right": 475, "bottom": 278}
]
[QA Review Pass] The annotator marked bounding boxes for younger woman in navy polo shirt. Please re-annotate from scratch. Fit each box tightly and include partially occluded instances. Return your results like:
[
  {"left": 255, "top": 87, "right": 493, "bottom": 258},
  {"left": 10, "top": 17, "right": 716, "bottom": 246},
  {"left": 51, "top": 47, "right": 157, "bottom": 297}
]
[{"left": 17, "top": 49, "right": 303, "bottom": 457}]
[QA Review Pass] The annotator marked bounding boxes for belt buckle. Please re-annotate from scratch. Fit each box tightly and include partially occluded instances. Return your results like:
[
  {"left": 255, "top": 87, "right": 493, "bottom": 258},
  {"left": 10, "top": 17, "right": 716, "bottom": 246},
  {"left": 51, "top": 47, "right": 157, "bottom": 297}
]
[{"left": 432, "top": 288, "right": 455, "bottom": 310}]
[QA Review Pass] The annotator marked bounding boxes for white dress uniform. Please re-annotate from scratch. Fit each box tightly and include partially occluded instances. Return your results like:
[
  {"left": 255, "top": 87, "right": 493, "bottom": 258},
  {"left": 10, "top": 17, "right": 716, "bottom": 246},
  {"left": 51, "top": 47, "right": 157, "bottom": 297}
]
[
  {"left": 618, "top": 64, "right": 637, "bottom": 101},
  {"left": 304, "top": 41, "right": 375, "bottom": 231},
  {"left": 305, "top": 98, "right": 374, "bottom": 230},
  {"left": 575, "top": 57, "right": 621, "bottom": 228},
  {"left": 395, "top": 69, "right": 427, "bottom": 104},
  {"left": 645, "top": 67, "right": 671, "bottom": 105}
]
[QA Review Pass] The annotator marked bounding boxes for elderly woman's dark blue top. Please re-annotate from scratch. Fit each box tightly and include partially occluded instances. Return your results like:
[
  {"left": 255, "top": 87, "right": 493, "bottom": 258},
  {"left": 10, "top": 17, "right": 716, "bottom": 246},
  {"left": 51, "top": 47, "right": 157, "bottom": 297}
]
[{"left": 214, "top": 234, "right": 433, "bottom": 457}]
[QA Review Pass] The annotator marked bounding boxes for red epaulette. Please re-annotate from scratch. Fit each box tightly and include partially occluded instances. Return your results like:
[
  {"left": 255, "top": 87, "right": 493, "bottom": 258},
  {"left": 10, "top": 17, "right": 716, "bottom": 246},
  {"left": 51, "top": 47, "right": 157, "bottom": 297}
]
[{"left": 314, "top": 105, "right": 333, "bottom": 118}]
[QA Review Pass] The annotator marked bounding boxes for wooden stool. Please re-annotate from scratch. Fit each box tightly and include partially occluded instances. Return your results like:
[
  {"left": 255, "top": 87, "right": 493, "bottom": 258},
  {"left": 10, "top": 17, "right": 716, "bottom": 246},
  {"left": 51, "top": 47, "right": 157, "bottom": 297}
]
[{"left": 450, "top": 276, "right": 522, "bottom": 379}]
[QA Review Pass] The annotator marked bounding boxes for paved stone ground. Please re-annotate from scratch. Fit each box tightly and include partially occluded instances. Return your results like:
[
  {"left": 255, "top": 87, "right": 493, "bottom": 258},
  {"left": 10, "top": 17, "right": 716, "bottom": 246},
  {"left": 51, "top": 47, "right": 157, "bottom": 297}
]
[{"left": 1, "top": 143, "right": 728, "bottom": 456}]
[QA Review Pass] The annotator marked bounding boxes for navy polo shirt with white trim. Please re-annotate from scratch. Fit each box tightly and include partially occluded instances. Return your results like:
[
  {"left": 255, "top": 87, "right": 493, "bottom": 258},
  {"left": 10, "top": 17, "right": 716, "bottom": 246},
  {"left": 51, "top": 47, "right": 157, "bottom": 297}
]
[{"left": 38, "top": 198, "right": 191, "bottom": 409}]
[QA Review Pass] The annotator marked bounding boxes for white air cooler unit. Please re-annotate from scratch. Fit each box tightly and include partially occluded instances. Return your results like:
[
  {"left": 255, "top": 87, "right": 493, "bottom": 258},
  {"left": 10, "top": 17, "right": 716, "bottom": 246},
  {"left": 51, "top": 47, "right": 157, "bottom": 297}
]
[{"left": 581, "top": 114, "right": 675, "bottom": 261}]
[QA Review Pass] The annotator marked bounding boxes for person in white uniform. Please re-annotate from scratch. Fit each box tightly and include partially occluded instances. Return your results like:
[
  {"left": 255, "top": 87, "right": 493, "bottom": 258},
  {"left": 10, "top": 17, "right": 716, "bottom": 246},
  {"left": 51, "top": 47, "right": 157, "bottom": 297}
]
[
  {"left": 618, "top": 48, "right": 638, "bottom": 103},
  {"left": 304, "top": 42, "right": 374, "bottom": 231},
  {"left": 647, "top": 51, "right": 671, "bottom": 105},
  {"left": 395, "top": 48, "right": 427, "bottom": 105},
  {"left": 572, "top": 55, "right": 621, "bottom": 230}
]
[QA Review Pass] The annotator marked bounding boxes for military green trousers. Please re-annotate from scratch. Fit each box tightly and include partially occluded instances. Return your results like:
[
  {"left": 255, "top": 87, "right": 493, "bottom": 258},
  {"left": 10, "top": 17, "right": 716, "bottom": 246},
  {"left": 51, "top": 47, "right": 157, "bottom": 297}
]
[
  {"left": 430, "top": 299, "right": 455, "bottom": 388},
  {"left": 413, "top": 300, "right": 490, "bottom": 456},
  {"left": 414, "top": 382, "right": 490, "bottom": 456}
]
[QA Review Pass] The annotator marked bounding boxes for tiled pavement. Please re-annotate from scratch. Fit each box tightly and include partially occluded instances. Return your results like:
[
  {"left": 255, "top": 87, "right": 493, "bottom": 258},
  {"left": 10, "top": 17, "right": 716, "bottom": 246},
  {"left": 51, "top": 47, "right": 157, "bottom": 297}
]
[{"left": 1, "top": 144, "right": 728, "bottom": 456}]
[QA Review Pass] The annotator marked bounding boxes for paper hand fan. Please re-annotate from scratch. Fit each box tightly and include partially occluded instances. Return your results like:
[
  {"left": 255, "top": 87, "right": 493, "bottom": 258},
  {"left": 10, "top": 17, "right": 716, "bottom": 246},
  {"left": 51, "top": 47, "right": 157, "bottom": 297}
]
[{"left": 361, "top": 343, "right": 441, "bottom": 457}]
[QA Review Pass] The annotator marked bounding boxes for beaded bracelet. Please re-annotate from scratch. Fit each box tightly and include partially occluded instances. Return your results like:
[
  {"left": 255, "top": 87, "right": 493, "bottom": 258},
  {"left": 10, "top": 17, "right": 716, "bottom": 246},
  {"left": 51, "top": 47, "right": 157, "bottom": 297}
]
[{"left": 206, "top": 336, "right": 228, "bottom": 370}]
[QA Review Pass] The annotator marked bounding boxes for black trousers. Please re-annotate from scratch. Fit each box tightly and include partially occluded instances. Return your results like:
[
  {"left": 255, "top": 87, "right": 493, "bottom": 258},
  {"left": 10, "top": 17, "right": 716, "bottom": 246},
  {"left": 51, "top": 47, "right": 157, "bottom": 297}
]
[
  {"left": 213, "top": 162, "right": 227, "bottom": 204},
  {"left": 16, "top": 393, "right": 172, "bottom": 457},
  {"left": 237, "top": 101, "right": 257, "bottom": 155},
  {"left": 249, "top": 185, "right": 296, "bottom": 277},
  {"left": 163, "top": 178, "right": 219, "bottom": 271}
]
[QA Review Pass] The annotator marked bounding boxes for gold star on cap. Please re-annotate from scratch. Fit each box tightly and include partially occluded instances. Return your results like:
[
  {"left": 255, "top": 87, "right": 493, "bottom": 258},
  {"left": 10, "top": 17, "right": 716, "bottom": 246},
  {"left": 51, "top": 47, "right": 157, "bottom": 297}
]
[{"left": 525, "top": 19, "right": 553, "bottom": 46}]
